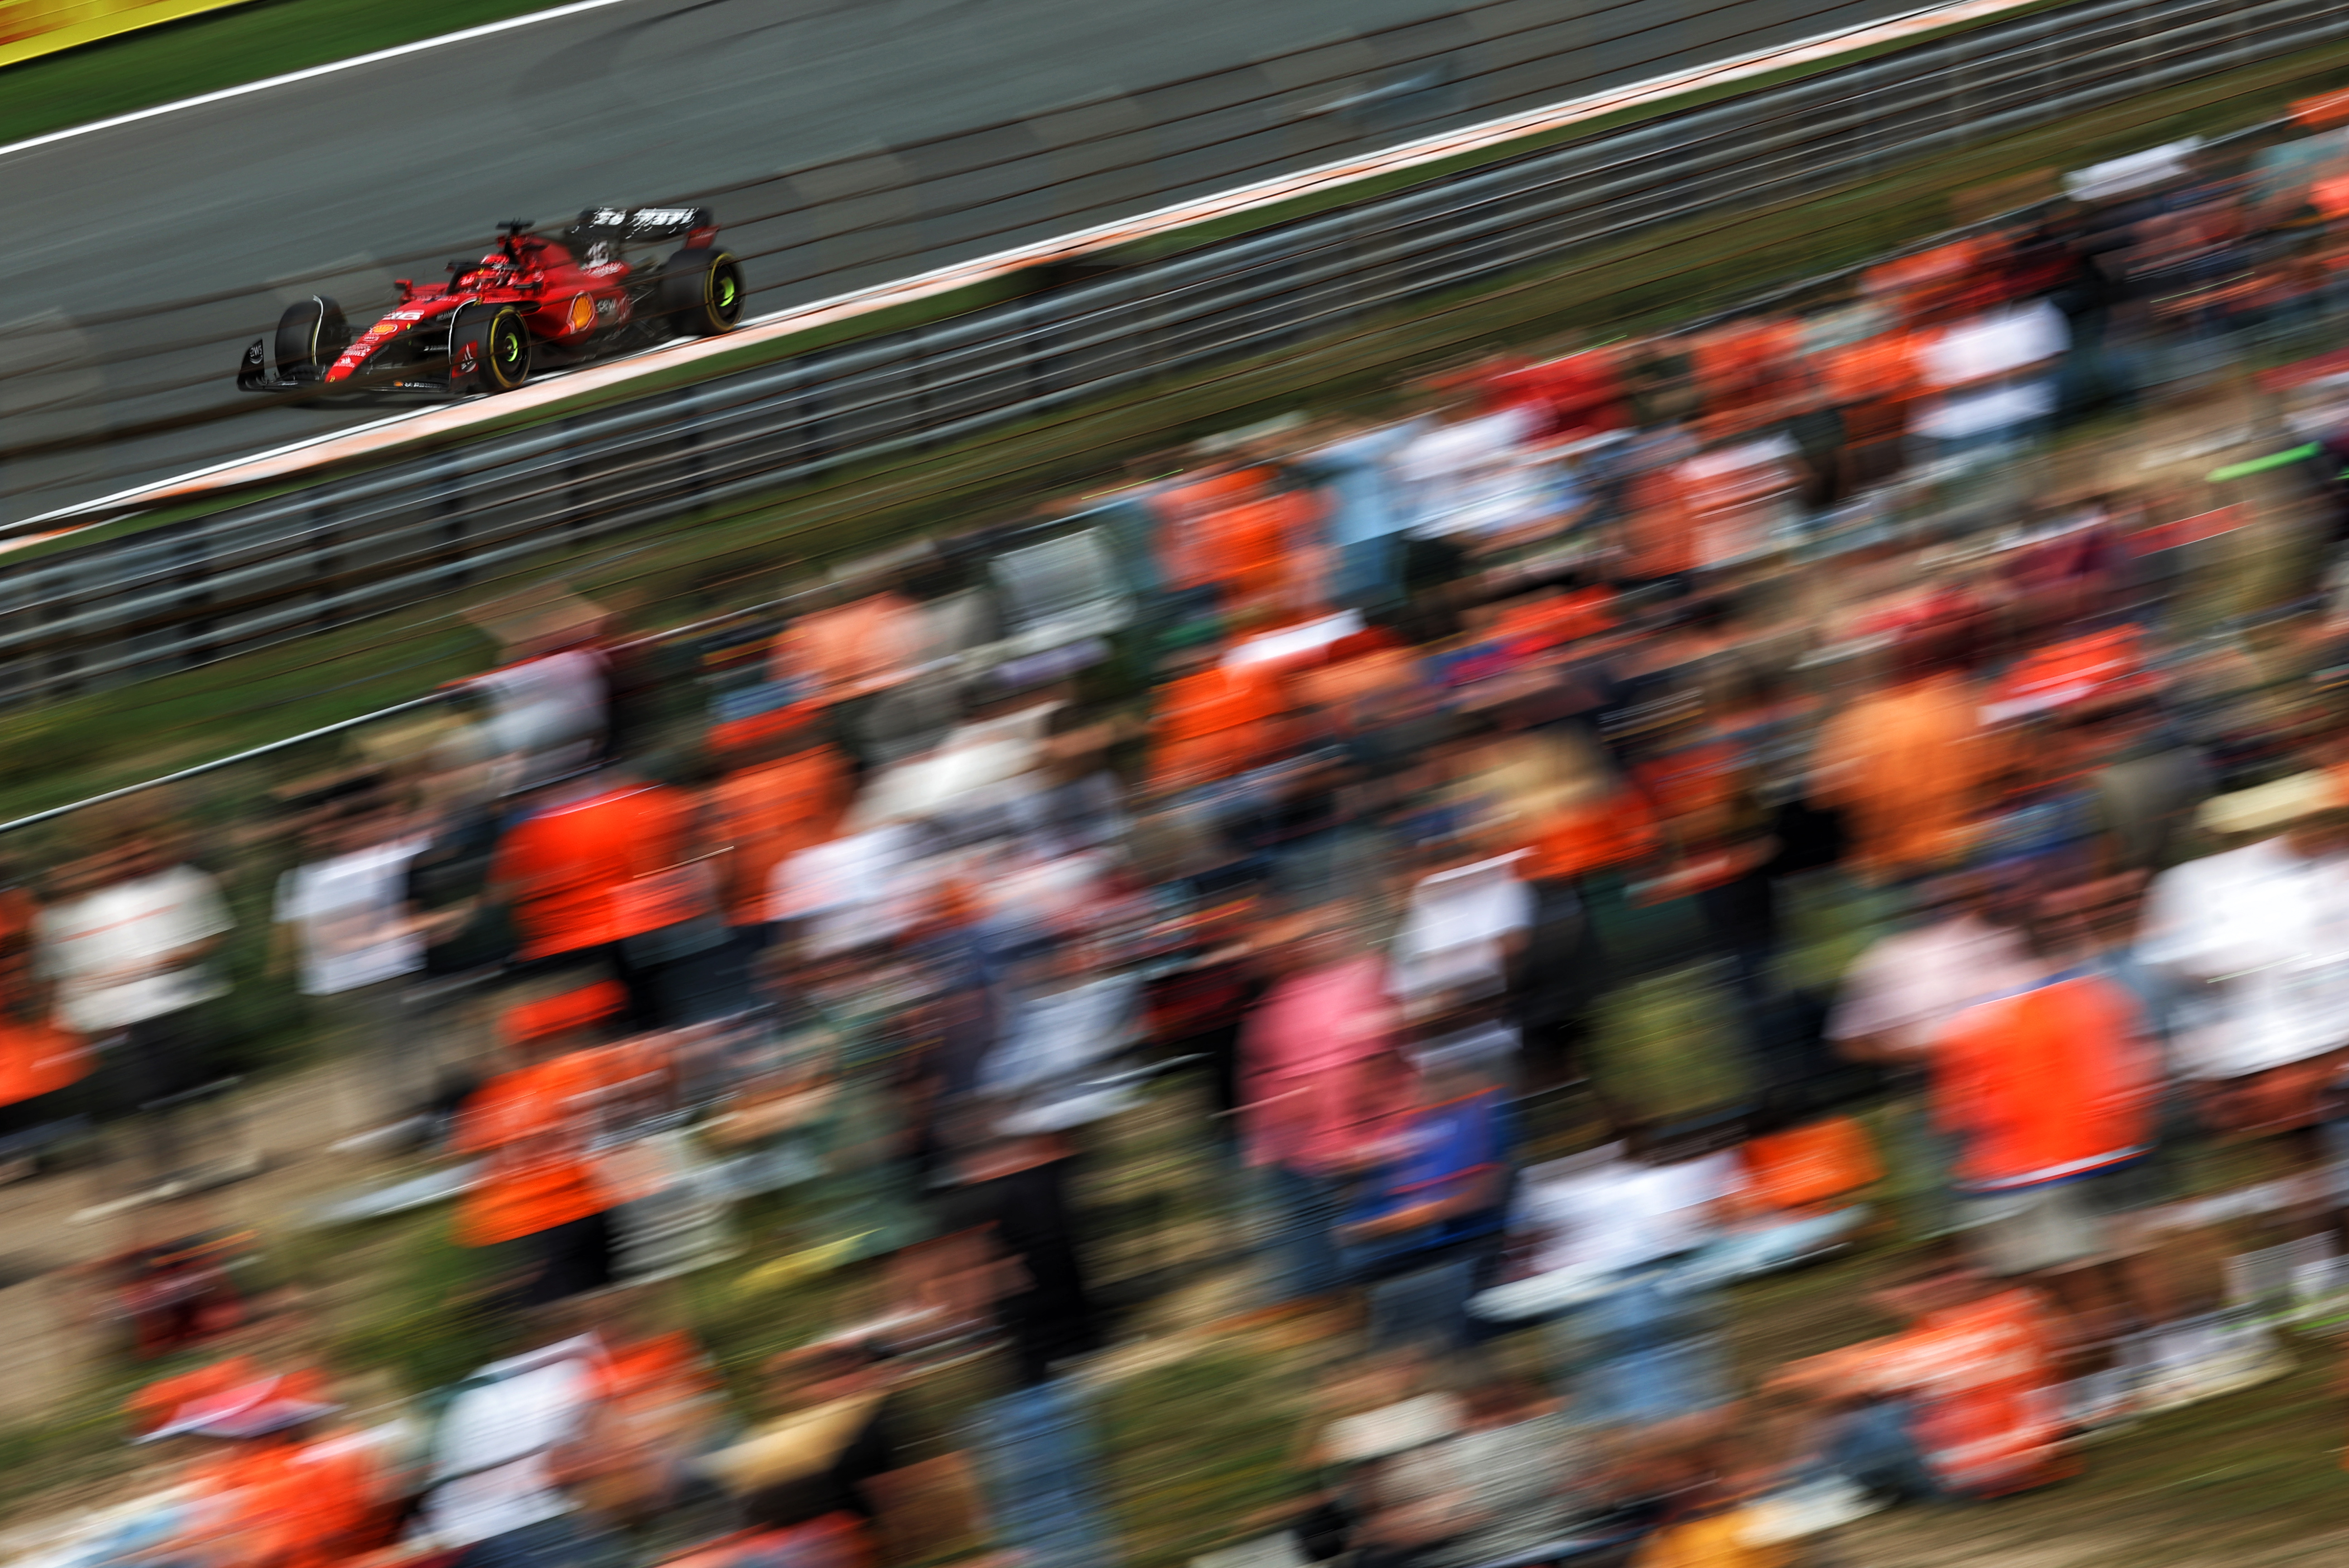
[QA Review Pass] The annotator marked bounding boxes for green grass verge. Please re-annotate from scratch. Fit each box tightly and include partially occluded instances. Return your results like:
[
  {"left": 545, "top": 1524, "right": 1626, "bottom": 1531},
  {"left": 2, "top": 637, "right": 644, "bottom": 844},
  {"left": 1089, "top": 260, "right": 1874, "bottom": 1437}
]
[{"left": 0, "top": 0, "right": 578, "bottom": 148}]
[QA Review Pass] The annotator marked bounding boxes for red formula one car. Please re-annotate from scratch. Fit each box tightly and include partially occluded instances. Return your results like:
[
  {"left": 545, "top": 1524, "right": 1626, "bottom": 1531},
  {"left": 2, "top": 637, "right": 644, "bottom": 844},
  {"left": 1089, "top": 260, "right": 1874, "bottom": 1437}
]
[{"left": 238, "top": 206, "right": 745, "bottom": 396}]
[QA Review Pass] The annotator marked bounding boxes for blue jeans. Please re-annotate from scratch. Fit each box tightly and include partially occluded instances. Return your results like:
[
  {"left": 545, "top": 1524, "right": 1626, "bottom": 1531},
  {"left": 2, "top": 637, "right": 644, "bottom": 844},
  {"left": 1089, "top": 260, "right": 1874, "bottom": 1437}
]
[
  {"left": 1826, "top": 1399, "right": 1942, "bottom": 1501},
  {"left": 1261, "top": 1163, "right": 1346, "bottom": 1302},
  {"left": 1546, "top": 1265, "right": 1728, "bottom": 1426},
  {"left": 974, "top": 1378, "right": 1120, "bottom": 1568}
]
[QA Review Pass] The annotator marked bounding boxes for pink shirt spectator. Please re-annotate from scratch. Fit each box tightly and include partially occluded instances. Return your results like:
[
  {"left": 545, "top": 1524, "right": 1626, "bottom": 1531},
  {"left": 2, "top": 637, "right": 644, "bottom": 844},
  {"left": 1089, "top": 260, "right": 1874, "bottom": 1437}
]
[{"left": 1239, "top": 954, "right": 1401, "bottom": 1175}]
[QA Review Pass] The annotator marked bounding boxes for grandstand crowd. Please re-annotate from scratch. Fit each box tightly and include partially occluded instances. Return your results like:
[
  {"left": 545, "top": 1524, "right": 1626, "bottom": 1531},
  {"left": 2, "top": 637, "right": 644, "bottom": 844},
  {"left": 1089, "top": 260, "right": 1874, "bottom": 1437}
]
[{"left": 11, "top": 112, "right": 2349, "bottom": 1568}]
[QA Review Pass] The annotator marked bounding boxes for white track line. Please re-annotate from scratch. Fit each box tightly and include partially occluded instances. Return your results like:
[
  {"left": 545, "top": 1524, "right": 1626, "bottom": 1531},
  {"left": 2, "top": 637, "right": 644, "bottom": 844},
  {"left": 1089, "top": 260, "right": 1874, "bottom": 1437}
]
[{"left": 0, "top": 0, "right": 643, "bottom": 163}]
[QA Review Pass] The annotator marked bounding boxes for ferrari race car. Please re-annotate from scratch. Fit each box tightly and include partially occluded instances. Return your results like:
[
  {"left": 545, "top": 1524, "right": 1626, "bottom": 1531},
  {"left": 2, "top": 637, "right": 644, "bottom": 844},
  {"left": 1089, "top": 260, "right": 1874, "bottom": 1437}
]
[{"left": 238, "top": 207, "right": 745, "bottom": 396}]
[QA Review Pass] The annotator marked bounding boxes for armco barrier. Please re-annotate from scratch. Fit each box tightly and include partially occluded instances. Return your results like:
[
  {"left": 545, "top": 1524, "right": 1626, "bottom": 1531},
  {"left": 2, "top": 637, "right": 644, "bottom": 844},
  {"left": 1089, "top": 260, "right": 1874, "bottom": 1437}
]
[{"left": 1, "top": 0, "right": 2344, "bottom": 707}]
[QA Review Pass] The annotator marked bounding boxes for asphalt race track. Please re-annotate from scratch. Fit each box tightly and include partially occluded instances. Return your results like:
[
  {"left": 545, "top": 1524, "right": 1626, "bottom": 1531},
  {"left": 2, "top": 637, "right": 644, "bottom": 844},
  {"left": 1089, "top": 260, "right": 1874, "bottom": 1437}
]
[{"left": 0, "top": 0, "right": 1913, "bottom": 525}]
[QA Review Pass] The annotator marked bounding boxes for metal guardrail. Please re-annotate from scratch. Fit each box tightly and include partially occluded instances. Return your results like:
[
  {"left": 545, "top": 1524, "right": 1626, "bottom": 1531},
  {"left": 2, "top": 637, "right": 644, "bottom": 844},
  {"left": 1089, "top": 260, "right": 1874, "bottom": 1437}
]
[{"left": 1, "top": 0, "right": 2342, "bottom": 707}]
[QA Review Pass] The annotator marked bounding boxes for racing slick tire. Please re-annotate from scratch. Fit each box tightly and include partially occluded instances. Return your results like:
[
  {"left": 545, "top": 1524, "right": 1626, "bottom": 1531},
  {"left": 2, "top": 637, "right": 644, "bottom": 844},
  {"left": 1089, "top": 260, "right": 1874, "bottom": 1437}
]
[
  {"left": 449, "top": 303, "right": 532, "bottom": 393},
  {"left": 273, "top": 296, "right": 350, "bottom": 383},
  {"left": 660, "top": 247, "right": 743, "bottom": 336}
]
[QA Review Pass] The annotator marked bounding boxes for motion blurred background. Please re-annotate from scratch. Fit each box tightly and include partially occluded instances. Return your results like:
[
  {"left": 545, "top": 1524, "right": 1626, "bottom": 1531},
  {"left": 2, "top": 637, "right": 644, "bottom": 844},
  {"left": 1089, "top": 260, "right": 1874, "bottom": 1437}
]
[{"left": 3, "top": 4, "right": 2349, "bottom": 1568}]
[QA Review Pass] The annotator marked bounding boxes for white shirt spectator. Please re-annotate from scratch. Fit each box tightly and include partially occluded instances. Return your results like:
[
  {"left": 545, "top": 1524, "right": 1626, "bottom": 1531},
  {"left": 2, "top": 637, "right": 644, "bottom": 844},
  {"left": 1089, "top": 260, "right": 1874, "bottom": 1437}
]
[
  {"left": 273, "top": 838, "right": 427, "bottom": 996},
  {"left": 477, "top": 649, "right": 607, "bottom": 786},
  {"left": 1513, "top": 1144, "right": 1740, "bottom": 1276},
  {"left": 1395, "top": 408, "right": 1545, "bottom": 541},
  {"left": 416, "top": 1335, "right": 604, "bottom": 1551},
  {"left": 1389, "top": 852, "right": 1534, "bottom": 1004},
  {"left": 2141, "top": 836, "right": 2349, "bottom": 1078},
  {"left": 769, "top": 825, "right": 926, "bottom": 955},
  {"left": 37, "top": 864, "right": 232, "bottom": 1034},
  {"left": 1911, "top": 301, "right": 2069, "bottom": 440}
]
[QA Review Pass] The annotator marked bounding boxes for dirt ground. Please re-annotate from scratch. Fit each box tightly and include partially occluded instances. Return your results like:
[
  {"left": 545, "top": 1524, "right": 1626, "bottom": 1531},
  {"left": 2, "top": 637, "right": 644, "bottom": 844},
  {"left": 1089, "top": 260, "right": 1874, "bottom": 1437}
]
[{"left": 0, "top": 1053, "right": 386, "bottom": 1427}]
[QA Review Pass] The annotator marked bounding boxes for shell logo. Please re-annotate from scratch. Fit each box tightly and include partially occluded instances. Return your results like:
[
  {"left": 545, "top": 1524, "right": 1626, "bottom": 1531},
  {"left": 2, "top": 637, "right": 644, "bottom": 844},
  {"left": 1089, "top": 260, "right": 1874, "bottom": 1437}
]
[{"left": 567, "top": 294, "right": 596, "bottom": 333}]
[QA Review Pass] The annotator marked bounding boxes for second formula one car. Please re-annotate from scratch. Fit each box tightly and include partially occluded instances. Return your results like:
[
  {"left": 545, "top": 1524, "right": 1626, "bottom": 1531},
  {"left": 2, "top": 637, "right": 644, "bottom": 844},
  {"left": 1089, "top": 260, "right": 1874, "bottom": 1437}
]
[{"left": 238, "top": 207, "right": 745, "bottom": 396}]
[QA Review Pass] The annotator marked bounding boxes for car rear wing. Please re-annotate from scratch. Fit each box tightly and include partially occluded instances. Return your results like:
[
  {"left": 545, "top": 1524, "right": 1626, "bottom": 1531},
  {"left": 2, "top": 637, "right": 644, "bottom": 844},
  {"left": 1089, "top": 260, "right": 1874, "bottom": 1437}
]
[{"left": 565, "top": 206, "right": 719, "bottom": 250}]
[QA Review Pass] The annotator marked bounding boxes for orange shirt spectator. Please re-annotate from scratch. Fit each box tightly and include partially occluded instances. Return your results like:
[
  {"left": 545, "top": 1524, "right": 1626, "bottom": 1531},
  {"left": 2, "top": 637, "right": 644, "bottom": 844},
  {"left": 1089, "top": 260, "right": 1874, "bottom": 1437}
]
[
  {"left": 128, "top": 1356, "right": 265, "bottom": 1438},
  {"left": 1933, "top": 972, "right": 2154, "bottom": 1196},
  {"left": 454, "top": 985, "right": 628, "bottom": 1248},
  {"left": 0, "top": 879, "right": 87, "bottom": 1108},
  {"left": 1489, "top": 586, "right": 1618, "bottom": 652},
  {"left": 1791, "top": 1285, "right": 2071, "bottom": 1497},
  {"left": 1819, "top": 333, "right": 1920, "bottom": 408},
  {"left": 1619, "top": 465, "right": 1698, "bottom": 582},
  {"left": 706, "top": 744, "right": 852, "bottom": 927},
  {"left": 1692, "top": 318, "right": 1802, "bottom": 438},
  {"left": 1154, "top": 466, "right": 1275, "bottom": 592},
  {"left": 1811, "top": 671, "right": 2009, "bottom": 884},
  {"left": 1519, "top": 787, "right": 1660, "bottom": 883},
  {"left": 1293, "top": 639, "right": 1419, "bottom": 718},
  {"left": 492, "top": 781, "right": 698, "bottom": 959},
  {"left": 210, "top": 1433, "right": 384, "bottom": 1568},
  {"left": 1194, "top": 489, "right": 1324, "bottom": 616},
  {"left": 1987, "top": 626, "right": 2145, "bottom": 724},
  {"left": 1147, "top": 660, "right": 1292, "bottom": 791},
  {"left": 455, "top": 1048, "right": 616, "bottom": 1247}
]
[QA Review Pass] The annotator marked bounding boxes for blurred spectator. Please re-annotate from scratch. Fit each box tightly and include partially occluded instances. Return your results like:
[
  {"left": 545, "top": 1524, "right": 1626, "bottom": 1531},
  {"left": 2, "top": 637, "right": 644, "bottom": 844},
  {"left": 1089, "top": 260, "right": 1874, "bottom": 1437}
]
[
  {"left": 271, "top": 798, "right": 428, "bottom": 1144},
  {"left": 767, "top": 578, "right": 925, "bottom": 713},
  {"left": 2077, "top": 695, "right": 2213, "bottom": 874},
  {"left": 1498, "top": 1132, "right": 1741, "bottom": 1430},
  {"left": 1828, "top": 868, "right": 2035, "bottom": 1235},
  {"left": 490, "top": 763, "right": 736, "bottom": 1032},
  {"left": 468, "top": 596, "right": 613, "bottom": 793},
  {"left": 451, "top": 983, "right": 631, "bottom": 1308},
  {"left": 1337, "top": 1051, "right": 1515, "bottom": 1349},
  {"left": 1239, "top": 901, "right": 1407, "bottom": 1303},
  {"left": 1908, "top": 298, "right": 2070, "bottom": 467},
  {"left": 929, "top": 1102, "right": 1105, "bottom": 1387},
  {"left": 722, "top": 1339, "right": 910, "bottom": 1546},
  {"left": 1393, "top": 400, "right": 1553, "bottom": 557},
  {"left": 139, "top": 1360, "right": 386, "bottom": 1568},
  {"left": 0, "top": 854, "right": 87, "bottom": 1182},
  {"left": 411, "top": 1313, "right": 613, "bottom": 1568},
  {"left": 704, "top": 709, "right": 852, "bottom": 956},
  {"left": 1766, "top": 1254, "right": 2071, "bottom": 1501},
  {"left": 1386, "top": 848, "right": 1533, "bottom": 1022},
  {"left": 1931, "top": 913, "right": 2157, "bottom": 1342},
  {"left": 1356, "top": 1352, "right": 1601, "bottom": 1568},
  {"left": 2141, "top": 774, "right": 2349, "bottom": 1148},
  {"left": 1810, "top": 602, "right": 2005, "bottom": 888},
  {"left": 34, "top": 808, "right": 233, "bottom": 1200}
]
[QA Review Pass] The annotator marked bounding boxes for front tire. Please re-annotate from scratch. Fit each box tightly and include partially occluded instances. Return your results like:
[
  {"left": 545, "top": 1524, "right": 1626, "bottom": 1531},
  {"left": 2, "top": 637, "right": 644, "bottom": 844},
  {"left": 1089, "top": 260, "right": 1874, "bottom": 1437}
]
[
  {"left": 449, "top": 303, "right": 531, "bottom": 393},
  {"left": 659, "top": 247, "right": 743, "bottom": 336},
  {"left": 273, "top": 295, "right": 349, "bottom": 382}
]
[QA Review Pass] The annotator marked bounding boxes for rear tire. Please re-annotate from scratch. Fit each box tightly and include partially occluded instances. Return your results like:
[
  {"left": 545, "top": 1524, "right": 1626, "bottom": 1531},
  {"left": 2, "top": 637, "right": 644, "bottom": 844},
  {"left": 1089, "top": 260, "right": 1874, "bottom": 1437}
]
[
  {"left": 659, "top": 247, "right": 743, "bottom": 336},
  {"left": 273, "top": 296, "right": 349, "bottom": 382},
  {"left": 449, "top": 303, "right": 531, "bottom": 393}
]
